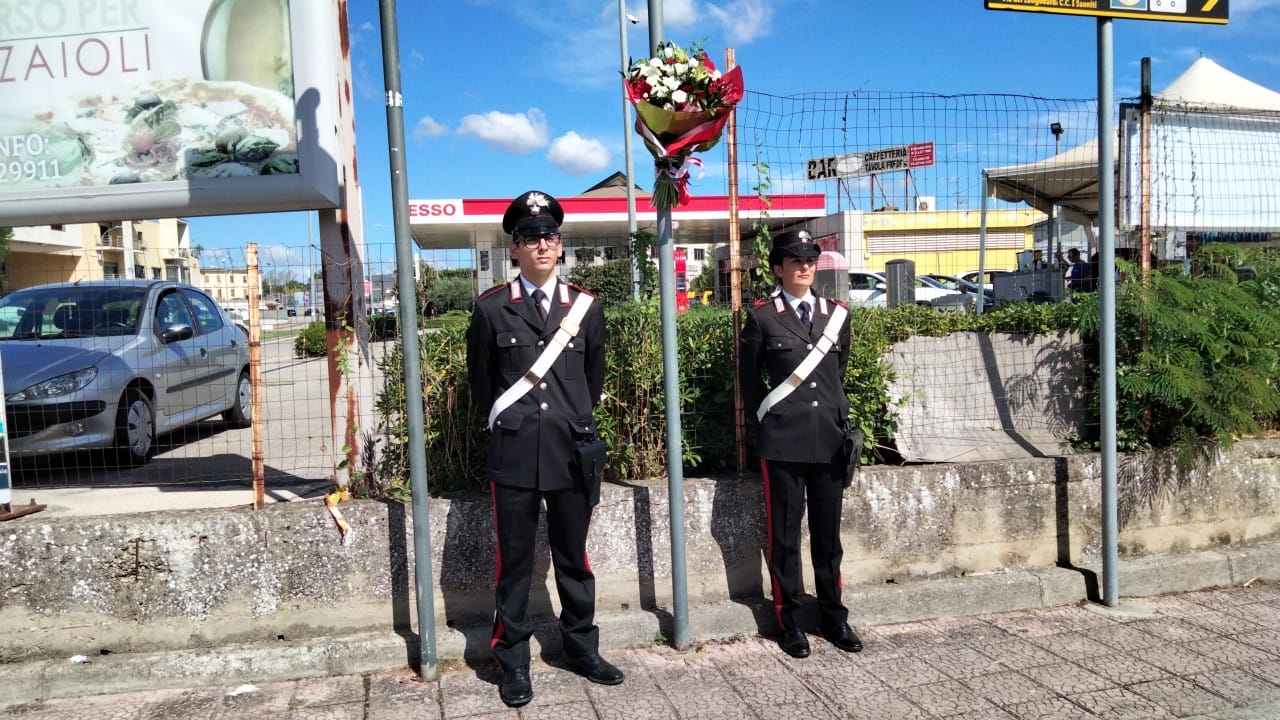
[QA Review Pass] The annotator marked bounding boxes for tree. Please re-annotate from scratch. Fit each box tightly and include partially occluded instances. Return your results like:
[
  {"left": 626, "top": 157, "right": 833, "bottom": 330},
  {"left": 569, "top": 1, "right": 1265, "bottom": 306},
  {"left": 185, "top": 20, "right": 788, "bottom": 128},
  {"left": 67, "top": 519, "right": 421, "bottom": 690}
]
[
  {"left": 690, "top": 245, "right": 718, "bottom": 297},
  {"left": 418, "top": 267, "right": 475, "bottom": 315},
  {"left": 569, "top": 259, "right": 633, "bottom": 305},
  {"left": 0, "top": 227, "right": 10, "bottom": 293},
  {"left": 630, "top": 229, "right": 658, "bottom": 299}
]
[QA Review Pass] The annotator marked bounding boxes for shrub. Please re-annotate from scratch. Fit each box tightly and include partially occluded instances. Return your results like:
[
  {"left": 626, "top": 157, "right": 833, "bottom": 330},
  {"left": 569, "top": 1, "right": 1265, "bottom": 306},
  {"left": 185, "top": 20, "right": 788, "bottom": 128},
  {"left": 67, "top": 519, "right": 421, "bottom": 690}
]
[
  {"left": 293, "top": 321, "right": 327, "bottom": 358},
  {"left": 569, "top": 259, "right": 634, "bottom": 305},
  {"left": 369, "top": 313, "right": 397, "bottom": 341}
]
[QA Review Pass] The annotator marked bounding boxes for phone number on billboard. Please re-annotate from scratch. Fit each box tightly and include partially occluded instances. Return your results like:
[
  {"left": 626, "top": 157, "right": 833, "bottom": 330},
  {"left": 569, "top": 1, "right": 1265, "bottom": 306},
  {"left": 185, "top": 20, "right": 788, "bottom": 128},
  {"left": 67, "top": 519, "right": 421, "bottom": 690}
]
[{"left": 0, "top": 134, "right": 62, "bottom": 184}]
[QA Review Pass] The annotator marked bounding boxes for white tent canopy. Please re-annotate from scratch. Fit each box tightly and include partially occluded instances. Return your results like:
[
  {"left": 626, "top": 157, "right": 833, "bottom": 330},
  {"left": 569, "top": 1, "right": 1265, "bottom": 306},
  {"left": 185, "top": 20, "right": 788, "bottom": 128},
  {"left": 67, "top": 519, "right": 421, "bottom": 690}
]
[{"left": 985, "top": 58, "right": 1280, "bottom": 226}]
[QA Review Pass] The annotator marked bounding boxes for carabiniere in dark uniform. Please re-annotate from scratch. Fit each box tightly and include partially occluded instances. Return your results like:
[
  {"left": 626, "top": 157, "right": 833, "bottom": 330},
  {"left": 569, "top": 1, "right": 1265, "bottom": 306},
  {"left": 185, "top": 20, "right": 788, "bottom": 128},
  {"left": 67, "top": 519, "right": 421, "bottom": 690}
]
[
  {"left": 466, "top": 190, "right": 623, "bottom": 708},
  {"left": 739, "top": 229, "right": 864, "bottom": 659}
]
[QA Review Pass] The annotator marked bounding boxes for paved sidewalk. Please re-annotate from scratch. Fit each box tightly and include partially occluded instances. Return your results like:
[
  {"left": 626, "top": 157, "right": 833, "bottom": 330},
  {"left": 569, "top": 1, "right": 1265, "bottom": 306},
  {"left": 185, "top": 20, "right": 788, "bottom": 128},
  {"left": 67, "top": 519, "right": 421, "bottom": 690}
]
[{"left": 6, "top": 583, "right": 1280, "bottom": 719}]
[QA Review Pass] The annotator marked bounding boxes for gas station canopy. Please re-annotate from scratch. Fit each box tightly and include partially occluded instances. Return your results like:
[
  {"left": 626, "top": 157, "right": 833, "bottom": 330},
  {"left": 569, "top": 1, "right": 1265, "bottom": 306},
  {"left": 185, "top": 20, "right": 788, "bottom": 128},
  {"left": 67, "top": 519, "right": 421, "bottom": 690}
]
[{"left": 408, "top": 192, "right": 828, "bottom": 251}]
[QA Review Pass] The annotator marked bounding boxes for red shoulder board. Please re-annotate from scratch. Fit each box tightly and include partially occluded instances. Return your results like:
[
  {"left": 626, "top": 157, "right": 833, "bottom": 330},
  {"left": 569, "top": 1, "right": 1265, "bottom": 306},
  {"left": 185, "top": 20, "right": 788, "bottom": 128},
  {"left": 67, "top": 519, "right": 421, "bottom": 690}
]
[
  {"left": 567, "top": 283, "right": 596, "bottom": 298},
  {"left": 829, "top": 298, "right": 848, "bottom": 308},
  {"left": 751, "top": 298, "right": 771, "bottom": 308},
  {"left": 477, "top": 283, "right": 507, "bottom": 300}
]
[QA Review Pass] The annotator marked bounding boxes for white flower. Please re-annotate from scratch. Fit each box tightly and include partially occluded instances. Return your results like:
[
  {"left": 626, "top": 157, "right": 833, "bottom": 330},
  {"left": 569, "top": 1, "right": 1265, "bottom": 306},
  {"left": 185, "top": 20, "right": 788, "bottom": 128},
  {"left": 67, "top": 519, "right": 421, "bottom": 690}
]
[
  {"left": 662, "top": 46, "right": 675, "bottom": 59},
  {"left": 663, "top": 77, "right": 680, "bottom": 91},
  {"left": 649, "top": 57, "right": 663, "bottom": 68},
  {"left": 671, "top": 89, "right": 689, "bottom": 105}
]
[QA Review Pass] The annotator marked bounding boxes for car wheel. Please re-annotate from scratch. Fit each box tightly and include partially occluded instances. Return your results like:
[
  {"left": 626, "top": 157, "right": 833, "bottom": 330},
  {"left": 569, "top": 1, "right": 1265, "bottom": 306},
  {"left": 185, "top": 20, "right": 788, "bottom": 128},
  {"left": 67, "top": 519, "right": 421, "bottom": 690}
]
[
  {"left": 223, "top": 370, "right": 252, "bottom": 428},
  {"left": 115, "top": 388, "right": 155, "bottom": 466}
]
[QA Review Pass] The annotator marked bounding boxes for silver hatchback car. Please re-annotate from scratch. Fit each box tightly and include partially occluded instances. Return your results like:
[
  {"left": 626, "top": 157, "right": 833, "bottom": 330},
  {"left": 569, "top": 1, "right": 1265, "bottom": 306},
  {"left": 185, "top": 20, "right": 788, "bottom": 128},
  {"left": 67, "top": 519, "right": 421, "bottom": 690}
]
[{"left": 0, "top": 280, "right": 251, "bottom": 465}]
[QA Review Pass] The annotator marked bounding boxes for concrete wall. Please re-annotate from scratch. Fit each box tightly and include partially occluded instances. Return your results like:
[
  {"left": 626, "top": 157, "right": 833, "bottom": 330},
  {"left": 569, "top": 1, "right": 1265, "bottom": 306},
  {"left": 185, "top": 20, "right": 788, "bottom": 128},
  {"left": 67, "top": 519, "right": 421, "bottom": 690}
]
[{"left": 2, "top": 441, "right": 1278, "bottom": 666}]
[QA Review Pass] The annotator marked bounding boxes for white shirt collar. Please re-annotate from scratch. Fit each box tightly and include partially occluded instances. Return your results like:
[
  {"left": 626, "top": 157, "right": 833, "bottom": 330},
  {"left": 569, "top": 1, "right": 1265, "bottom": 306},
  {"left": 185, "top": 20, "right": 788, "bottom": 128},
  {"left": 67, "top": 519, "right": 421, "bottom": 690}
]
[
  {"left": 780, "top": 289, "right": 815, "bottom": 310},
  {"left": 519, "top": 276, "right": 558, "bottom": 299}
]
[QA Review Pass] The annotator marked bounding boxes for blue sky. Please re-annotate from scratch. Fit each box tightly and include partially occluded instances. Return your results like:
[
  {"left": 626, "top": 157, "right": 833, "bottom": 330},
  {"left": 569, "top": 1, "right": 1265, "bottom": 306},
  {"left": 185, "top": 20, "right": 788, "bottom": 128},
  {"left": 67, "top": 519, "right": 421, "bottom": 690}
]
[{"left": 189, "top": 0, "right": 1280, "bottom": 273}]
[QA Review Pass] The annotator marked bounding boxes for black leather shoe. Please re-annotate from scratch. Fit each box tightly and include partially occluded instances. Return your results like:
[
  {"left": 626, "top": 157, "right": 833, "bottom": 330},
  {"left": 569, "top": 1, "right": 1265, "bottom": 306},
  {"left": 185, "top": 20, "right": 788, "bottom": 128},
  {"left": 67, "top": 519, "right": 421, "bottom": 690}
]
[
  {"left": 565, "top": 653, "right": 625, "bottom": 685},
  {"left": 778, "top": 628, "right": 811, "bottom": 658},
  {"left": 821, "top": 622, "right": 864, "bottom": 653},
  {"left": 499, "top": 665, "right": 533, "bottom": 707}
]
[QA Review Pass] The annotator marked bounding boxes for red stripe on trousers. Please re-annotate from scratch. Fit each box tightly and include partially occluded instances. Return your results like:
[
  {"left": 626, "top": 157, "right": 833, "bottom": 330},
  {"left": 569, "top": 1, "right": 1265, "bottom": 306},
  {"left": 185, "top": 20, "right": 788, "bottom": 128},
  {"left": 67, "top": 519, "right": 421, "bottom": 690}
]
[{"left": 760, "top": 458, "right": 784, "bottom": 627}]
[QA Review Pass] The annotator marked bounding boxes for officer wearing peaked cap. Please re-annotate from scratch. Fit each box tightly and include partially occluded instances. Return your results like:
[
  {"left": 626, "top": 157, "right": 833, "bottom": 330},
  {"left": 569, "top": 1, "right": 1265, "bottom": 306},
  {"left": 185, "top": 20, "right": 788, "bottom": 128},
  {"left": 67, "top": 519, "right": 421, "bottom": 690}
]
[
  {"left": 466, "top": 190, "right": 623, "bottom": 707},
  {"left": 738, "top": 228, "right": 864, "bottom": 659}
]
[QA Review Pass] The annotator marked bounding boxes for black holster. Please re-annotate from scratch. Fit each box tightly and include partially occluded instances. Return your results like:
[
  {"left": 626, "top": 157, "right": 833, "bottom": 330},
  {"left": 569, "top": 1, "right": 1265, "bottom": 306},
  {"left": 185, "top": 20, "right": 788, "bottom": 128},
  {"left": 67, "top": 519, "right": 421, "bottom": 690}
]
[
  {"left": 842, "top": 429, "right": 864, "bottom": 489},
  {"left": 574, "top": 439, "right": 609, "bottom": 506}
]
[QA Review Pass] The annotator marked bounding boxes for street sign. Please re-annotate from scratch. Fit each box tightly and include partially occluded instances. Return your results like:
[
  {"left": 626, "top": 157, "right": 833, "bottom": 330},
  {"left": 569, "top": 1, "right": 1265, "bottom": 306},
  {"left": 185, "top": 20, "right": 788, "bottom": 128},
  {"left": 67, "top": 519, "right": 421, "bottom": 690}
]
[
  {"left": 985, "top": 0, "right": 1228, "bottom": 24},
  {"left": 807, "top": 142, "right": 935, "bottom": 180}
]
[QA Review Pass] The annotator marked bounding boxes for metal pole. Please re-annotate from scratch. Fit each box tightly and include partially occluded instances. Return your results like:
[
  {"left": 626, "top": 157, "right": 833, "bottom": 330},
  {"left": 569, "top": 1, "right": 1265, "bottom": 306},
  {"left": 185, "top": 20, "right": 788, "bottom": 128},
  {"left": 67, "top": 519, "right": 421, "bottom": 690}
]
[
  {"left": 307, "top": 213, "right": 317, "bottom": 318},
  {"left": 1051, "top": 122, "right": 1063, "bottom": 268},
  {"left": 725, "top": 48, "right": 746, "bottom": 473},
  {"left": 976, "top": 172, "right": 989, "bottom": 315},
  {"left": 1097, "top": 17, "right": 1120, "bottom": 607},
  {"left": 246, "top": 243, "right": 265, "bottom": 510},
  {"left": 646, "top": 0, "right": 689, "bottom": 650},
  {"left": 378, "top": 0, "right": 437, "bottom": 678},
  {"left": 619, "top": 1, "right": 639, "bottom": 299}
]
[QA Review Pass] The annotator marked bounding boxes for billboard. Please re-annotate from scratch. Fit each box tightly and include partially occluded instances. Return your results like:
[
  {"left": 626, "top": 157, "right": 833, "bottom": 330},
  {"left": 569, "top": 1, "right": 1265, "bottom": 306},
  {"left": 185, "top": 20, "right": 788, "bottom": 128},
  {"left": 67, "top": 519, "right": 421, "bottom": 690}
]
[
  {"left": 807, "top": 143, "right": 935, "bottom": 180},
  {"left": 1120, "top": 105, "right": 1280, "bottom": 232},
  {"left": 985, "top": 0, "right": 1228, "bottom": 24},
  {"left": 0, "top": 0, "right": 342, "bottom": 226}
]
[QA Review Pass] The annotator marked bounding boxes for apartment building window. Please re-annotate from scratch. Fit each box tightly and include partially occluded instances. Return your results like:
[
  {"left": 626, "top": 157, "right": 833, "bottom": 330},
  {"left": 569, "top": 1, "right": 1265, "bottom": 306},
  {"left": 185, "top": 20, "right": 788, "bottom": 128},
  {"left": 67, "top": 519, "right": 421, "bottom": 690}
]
[{"left": 693, "top": 248, "right": 705, "bottom": 261}]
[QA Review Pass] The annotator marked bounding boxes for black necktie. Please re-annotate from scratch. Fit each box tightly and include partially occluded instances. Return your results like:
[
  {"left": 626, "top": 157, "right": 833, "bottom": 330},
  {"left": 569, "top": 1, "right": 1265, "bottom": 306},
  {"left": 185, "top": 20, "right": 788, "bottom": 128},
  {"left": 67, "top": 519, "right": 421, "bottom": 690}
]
[
  {"left": 531, "top": 288, "right": 548, "bottom": 323},
  {"left": 798, "top": 300, "right": 811, "bottom": 331}
]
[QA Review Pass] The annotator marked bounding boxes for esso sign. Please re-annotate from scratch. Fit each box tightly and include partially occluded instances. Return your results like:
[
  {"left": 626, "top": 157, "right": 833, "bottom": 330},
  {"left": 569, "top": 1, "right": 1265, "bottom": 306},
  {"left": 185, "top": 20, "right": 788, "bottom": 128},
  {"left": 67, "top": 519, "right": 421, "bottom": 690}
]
[{"left": 409, "top": 199, "right": 463, "bottom": 218}]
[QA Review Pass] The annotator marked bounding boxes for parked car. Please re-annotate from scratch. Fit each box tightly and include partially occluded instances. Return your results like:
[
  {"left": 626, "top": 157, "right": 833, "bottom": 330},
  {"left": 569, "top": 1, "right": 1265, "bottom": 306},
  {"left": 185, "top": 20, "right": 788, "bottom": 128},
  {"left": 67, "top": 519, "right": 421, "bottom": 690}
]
[
  {"left": 286, "top": 307, "right": 298, "bottom": 317},
  {"left": 959, "top": 269, "right": 1014, "bottom": 291},
  {"left": 849, "top": 271, "right": 975, "bottom": 312},
  {"left": 0, "top": 280, "right": 252, "bottom": 466},
  {"left": 924, "top": 273, "right": 996, "bottom": 311}
]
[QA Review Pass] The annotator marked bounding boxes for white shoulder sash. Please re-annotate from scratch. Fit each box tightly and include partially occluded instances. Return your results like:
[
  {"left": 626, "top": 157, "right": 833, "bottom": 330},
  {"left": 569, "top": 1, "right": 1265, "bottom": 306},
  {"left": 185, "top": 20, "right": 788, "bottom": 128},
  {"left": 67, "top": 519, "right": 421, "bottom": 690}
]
[
  {"left": 488, "top": 291, "right": 594, "bottom": 429},
  {"left": 756, "top": 303, "right": 848, "bottom": 422}
]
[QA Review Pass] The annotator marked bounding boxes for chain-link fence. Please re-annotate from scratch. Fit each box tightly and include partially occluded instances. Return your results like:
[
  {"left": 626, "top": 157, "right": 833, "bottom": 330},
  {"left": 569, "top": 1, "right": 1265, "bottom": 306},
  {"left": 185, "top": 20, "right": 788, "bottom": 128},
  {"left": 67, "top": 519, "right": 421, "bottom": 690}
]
[{"left": 10, "top": 77, "right": 1280, "bottom": 493}]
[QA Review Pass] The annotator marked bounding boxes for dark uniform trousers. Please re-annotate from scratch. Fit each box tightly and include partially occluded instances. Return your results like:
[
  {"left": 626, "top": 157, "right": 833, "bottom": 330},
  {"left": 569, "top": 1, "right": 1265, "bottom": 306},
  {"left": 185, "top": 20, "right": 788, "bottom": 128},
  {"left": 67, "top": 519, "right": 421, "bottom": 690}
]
[
  {"left": 739, "top": 294, "right": 852, "bottom": 634},
  {"left": 761, "top": 456, "right": 848, "bottom": 631},
  {"left": 467, "top": 278, "right": 607, "bottom": 671}
]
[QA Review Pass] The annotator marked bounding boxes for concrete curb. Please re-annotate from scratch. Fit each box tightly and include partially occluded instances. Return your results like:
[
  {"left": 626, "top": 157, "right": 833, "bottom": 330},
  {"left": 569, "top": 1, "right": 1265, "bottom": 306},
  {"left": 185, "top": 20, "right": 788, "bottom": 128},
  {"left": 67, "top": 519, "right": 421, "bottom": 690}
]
[{"left": 5, "top": 542, "right": 1276, "bottom": 705}]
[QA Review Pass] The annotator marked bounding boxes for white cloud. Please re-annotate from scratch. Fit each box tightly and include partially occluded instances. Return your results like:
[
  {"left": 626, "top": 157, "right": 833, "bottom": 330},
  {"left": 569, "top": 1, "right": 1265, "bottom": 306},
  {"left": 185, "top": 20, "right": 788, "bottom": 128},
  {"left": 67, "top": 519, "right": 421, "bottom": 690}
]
[
  {"left": 456, "top": 109, "right": 549, "bottom": 153},
  {"left": 413, "top": 116, "right": 449, "bottom": 138},
  {"left": 705, "top": 0, "right": 772, "bottom": 44},
  {"left": 547, "top": 132, "right": 612, "bottom": 175},
  {"left": 660, "top": 0, "right": 700, "bottom": 27}
]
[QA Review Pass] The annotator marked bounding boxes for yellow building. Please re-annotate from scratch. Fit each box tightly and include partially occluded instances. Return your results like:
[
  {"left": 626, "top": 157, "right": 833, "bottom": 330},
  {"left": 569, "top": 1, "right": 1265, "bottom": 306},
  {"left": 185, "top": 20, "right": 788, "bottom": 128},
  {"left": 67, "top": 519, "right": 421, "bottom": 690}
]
[
  {"left": 6, "top": 220, "right": 195, "bottom": 291},
  {"left": 196, "top": 265, "right": 253, "bottom": 305},
  {"left": 809, "top": 207, "right": 1045, "bottom": 277}
]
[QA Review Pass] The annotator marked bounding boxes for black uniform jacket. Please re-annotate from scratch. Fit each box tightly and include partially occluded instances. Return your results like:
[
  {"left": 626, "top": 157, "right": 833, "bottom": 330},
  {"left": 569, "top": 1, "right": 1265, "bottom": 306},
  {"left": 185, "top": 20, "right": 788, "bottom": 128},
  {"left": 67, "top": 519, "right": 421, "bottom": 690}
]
[
  {"left": 739, "top": 293, "right": 851, "bottom": 464},
  {"left": 467, "top": 279, "right": 606, "bottom": 490}
]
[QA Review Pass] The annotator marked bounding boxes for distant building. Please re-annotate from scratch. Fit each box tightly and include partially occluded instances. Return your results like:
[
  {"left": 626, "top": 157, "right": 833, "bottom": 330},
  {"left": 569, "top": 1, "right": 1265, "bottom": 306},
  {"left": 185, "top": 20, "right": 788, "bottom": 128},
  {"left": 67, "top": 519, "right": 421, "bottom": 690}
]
[
  {"left": 6, "top": 220, "right": 195, "bottom": 292},
  {"left": 196, "top": 264, "right": 252, "bottom": 305}
]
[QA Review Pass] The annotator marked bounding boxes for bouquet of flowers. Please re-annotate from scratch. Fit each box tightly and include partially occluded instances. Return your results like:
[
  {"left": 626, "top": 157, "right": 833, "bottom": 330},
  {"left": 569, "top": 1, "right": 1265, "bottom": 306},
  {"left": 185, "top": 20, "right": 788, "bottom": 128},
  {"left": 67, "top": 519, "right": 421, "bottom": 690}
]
[{"left": 625, "top": 40, "right": 743, "bottom": 209}]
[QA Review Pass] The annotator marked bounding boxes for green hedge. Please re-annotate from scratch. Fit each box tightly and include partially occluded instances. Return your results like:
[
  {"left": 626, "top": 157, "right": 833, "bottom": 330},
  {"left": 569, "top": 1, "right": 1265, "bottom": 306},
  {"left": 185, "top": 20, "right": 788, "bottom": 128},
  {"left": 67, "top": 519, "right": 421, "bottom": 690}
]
[{"left": 365, "top": 245, "right": 1280, "bottom": 497}]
